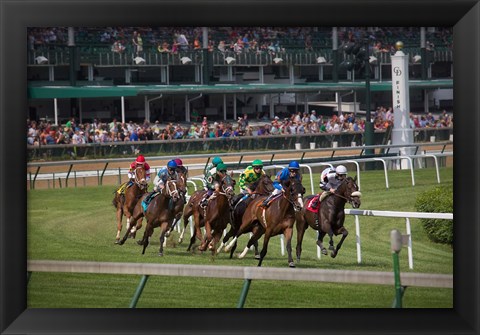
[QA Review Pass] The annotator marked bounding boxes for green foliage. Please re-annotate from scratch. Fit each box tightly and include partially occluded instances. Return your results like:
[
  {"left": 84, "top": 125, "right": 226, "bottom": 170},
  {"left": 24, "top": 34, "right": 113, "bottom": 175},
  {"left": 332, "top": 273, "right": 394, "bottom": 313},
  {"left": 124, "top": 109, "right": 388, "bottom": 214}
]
[{"left": 415, "top": 185, "right": 453, "bottom": 246}]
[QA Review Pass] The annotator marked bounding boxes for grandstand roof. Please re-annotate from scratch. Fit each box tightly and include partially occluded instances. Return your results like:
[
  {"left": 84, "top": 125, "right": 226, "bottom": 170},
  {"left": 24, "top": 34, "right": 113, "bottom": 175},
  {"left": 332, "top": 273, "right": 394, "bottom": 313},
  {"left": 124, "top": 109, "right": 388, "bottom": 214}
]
[{"left": 28, "top": 80, "right": 453, "bottom": 99}]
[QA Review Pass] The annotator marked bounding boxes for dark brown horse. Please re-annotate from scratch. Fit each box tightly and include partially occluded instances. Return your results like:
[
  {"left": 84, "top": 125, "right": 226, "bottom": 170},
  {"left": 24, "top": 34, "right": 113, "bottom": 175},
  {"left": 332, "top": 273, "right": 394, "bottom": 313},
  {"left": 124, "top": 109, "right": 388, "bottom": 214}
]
[
  {"left": 225, "top": 179, "right": 305, "bottom": 267},
  {"left": 296, "top": 176, "right": 361, "bottom": 262},
  {"left": 112, "top": 165, "right": 148, "bottom": 243},
  {"left": 217, "top": 174, "right": 275, "bottom": 257},
  {"left": 130, "top": 176, "right": 186, "bottom": 255},
  {"left": 182, "top": 174, "right": 235, "bottom": 254},
  {"left": 117, "top": 172, "right": 187, "bottom": 246}
]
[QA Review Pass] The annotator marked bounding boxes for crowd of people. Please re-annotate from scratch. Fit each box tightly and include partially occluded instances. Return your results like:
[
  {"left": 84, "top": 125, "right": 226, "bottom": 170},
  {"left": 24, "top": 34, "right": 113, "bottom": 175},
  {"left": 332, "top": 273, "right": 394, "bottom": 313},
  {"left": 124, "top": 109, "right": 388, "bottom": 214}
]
[
  {"left": 26, "top": 108, "right": 452, "bottom": 146},
  {"left": 28, "top": 26, "right": 453, "bottom": 56}
]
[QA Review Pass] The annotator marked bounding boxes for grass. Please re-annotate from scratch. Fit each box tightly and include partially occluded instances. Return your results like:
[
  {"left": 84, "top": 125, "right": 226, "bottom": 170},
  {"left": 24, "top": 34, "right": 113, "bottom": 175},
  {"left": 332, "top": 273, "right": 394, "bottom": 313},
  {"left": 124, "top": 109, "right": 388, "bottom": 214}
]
[{"left": 27, "top": 167, "right": 453, "bottom": 308}]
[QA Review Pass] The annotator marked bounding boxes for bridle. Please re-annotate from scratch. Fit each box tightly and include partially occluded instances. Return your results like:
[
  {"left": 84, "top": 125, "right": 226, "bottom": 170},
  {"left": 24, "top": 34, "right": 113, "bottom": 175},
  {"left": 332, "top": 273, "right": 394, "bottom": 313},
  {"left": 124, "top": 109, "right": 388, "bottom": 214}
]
[
  {"left": 134, "top": 166, "right": 148, "bottom": 190},
  {"left": 164, "top": 175, "right": 186, "bottom": 201},
  {"left": 332, "top": 177, "right": 362, "bottom": 205},
  {"left": 219, "top": 175, "right": 235, "bottom": 199},
  {"left": 282, "top": 181, "right": 304, "bottom": 212}
]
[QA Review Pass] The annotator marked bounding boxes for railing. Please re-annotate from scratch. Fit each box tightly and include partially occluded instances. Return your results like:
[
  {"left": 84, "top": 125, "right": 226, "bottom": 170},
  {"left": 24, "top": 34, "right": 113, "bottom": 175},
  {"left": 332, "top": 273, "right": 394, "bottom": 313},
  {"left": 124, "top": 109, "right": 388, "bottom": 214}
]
[
  {"left": 27, "top": 128, "right": 452, "bottom": 161},
  {"left": 27, "top": 259, "right": 453, "bottom": 308}
]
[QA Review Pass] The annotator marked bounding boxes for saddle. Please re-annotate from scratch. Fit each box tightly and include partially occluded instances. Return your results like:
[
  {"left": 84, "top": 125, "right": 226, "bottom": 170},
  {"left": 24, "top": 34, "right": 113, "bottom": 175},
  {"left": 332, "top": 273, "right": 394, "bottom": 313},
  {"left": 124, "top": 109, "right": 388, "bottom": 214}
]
[{"left": 257, "top": 193, "right": 282, "bottom": 208}]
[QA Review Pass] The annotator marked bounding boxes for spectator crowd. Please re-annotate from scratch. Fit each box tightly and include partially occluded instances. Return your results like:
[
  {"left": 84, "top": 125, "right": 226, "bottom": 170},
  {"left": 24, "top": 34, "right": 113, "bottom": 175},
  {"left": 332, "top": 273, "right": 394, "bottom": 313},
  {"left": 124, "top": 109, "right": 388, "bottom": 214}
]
[{"left": 27, "top": 108, "right": 452, "bottom": 146}]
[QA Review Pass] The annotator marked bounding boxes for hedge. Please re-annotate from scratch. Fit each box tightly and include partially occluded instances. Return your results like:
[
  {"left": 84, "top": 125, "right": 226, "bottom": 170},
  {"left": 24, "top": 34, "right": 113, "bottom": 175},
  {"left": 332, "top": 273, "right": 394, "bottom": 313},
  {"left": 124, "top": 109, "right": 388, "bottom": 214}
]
[{"left": 414, "top": 185, "right": 453, "bottom": 246}]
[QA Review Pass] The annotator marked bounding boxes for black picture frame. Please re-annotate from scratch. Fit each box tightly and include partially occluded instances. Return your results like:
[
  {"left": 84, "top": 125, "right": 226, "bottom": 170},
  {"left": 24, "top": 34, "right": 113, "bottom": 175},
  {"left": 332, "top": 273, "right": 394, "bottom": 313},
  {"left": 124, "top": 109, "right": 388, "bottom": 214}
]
[{"left": 1, "top": 0, "right": 478, "bottom": 334}]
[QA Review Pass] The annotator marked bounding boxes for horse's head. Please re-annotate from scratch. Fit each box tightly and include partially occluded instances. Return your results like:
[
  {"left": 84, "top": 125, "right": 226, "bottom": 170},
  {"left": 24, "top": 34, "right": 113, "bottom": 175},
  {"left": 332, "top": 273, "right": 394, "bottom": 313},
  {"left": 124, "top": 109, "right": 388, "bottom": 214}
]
[
  {"left": 253, "top": 174, "right": 275, "bottom": 195},
  {"left": 341, "top": 176, "right": 362, "bottom": 208},
  {"left": 220, "top": 175, "right": 235, "bottom": 199},
  {"left": 283, "top": 179, "right": 305, "bottom": 212},
  {"left": 134, "top": 166, "right": 148, "bottom": 190}
]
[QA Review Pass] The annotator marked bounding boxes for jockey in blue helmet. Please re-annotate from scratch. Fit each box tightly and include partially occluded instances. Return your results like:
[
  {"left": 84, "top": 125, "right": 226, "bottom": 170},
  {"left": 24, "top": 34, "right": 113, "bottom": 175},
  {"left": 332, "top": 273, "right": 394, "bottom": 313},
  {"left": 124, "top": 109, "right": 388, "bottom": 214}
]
[
  {"left": 261, "top": 161, "right": 301, "bottom": 208},
  {"left": 153, "top": 160, "right": 178, "bottom": 192}
]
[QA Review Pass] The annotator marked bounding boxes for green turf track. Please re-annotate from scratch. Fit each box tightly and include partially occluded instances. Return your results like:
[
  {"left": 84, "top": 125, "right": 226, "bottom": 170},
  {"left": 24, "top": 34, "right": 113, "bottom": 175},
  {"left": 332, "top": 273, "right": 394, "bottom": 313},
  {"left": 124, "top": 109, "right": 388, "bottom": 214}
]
[{"left": 27, "top": 167, "right": 453, "bottom": 308}]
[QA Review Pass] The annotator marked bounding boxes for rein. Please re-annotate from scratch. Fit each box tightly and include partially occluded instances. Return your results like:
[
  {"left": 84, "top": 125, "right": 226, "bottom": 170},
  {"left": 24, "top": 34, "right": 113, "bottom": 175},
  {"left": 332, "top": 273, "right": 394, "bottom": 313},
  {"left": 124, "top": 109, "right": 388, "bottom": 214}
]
[{"left": 134, "top": 167, "right": 147, "bottom": 190}]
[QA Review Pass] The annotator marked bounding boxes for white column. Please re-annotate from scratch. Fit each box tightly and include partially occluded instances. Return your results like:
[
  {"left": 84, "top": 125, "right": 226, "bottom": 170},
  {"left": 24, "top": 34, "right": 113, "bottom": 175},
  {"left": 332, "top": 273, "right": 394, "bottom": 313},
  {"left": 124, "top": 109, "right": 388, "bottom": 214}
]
[
  {"left": 121, "top": 96, "right": 125, "bottom": 124},
  {"left": 53, "top": 98, "right": 58, "bottom": 125},
  {"left": 144, "top": 95, "right": 149, "bottom": 122},
  {"left": 391, "top": 48, "right": 414, "bottom": 168}
]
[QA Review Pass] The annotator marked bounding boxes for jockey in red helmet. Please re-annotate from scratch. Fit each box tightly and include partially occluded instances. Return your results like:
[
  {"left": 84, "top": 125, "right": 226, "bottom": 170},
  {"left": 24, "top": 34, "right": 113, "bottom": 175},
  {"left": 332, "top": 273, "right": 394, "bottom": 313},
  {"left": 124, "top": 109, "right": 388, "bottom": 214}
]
[{"left": 128, "top": 154, "right": 151, "bottom": 182}]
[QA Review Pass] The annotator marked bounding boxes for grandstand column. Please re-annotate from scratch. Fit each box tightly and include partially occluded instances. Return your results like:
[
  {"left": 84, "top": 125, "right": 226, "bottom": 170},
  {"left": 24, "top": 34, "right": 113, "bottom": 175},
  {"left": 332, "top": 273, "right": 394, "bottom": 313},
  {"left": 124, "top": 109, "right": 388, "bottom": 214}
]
[
  {"left": 332, "top": 27, "right": 339, "bottom": 82},
  {"left": 390, "top": 41, "right": 414, "bottom": 169},
  {"left": 420, "top": 27, "right": 427, "bottom": 81},
  {"left": 68, "top": 27, "right": 76, "bottom": 87}
]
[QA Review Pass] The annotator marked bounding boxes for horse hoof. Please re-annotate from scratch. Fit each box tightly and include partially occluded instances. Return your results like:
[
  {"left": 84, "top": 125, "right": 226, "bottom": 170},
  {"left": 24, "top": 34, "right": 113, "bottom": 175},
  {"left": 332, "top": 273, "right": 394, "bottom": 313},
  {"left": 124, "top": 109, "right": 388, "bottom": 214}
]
[
  {"left": 254, "top": 254, "right": 261, "bottom": 260},
  {"left": 288, "top": 262, "right": 295, "bottom": 268},
  {"left": 331, "top": 252, "right": 337, "bottom": 258},
  {"left": 136, "top": 240, "right": 143, "bottom": 245},
  {"left": 321, "top": 248, "right": 328, "bottom": 255},
  {"left": 329, "top": 245, "right": 335, "bottom": 251},
  {"left": 158, "top": 252, "right": 163, "bottom": 257},
  {"left": 114, "top": 240, "right": 120, "bottom": 244}
]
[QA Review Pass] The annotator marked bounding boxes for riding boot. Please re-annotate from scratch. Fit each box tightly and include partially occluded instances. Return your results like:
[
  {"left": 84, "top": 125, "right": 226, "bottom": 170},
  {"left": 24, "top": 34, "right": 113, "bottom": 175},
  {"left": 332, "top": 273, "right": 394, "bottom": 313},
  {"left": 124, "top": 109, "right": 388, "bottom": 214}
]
[
  {"left": 200, "top": 189, "right": 212, "bottom": 208},
  {"left": 311, "top": 196, "right": 319, "bottom": 209},
  {"left": 260, "top": 195, "right": 271, "bottom": 208}
]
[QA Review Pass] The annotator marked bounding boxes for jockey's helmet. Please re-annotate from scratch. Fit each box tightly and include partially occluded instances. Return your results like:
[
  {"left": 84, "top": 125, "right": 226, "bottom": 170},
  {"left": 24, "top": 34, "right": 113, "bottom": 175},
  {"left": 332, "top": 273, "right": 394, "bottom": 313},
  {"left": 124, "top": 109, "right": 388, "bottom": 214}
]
[
  {"left": 174, "top": 158, "right": 183, "bottom": 166},
  {"left": 336, "top": 165, "right": 348, "bottom": 176},
  {"left": 288, "top": 161, "right": 300, "bottom": 170},
  {"left": 252, "top": 159, "right": 263, "bottom": 168},
  {"left": 136, "top": 155, "right": 146, "bottom": 165},
  {"left": 167, "top": 160, "right": 178, "bottom": 170},
  {"left": 212, "top": 157, "right": 223, "bottom": 166},
  {"left": 216, "top": 163, "right": 227, "bottom": 173}
]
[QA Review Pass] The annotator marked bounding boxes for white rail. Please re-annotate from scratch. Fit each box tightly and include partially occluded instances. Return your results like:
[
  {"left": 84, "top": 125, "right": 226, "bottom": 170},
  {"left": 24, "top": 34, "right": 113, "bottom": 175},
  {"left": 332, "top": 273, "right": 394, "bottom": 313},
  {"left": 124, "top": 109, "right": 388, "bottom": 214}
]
[{"left": 27, "top": 260, "right": 453, "bottom": 288}]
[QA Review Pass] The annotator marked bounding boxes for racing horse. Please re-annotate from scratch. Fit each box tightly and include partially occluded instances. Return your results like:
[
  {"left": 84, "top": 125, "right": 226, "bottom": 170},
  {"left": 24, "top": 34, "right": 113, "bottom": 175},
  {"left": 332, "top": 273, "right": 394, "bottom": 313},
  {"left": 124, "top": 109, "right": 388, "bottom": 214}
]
[
  {"left": 117, "top": 172, "right": 187, "bottom": 246},
  {"left": 225, "top": 179, "right": 305, "bottom": 267},
  {"left": 182, "top": 174, "right": 235, "bottom": 254},
  {"left": 217, "top": 174, "right": 275, "bottom": 258},
  {"left": 296, "top": 176, "right": 361, "bottom": 262},
  {"left": 128, "top": 176, "right": 186, "bottom": 255},
  {"left": 112, "top": 165, "right": 148, "bottom": 243}
]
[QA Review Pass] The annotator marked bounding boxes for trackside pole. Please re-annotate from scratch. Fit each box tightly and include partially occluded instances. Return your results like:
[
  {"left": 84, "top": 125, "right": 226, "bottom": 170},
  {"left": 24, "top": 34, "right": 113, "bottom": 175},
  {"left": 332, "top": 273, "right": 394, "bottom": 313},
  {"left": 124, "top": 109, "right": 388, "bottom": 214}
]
[
  {"left": 129, "top": 275, "right": 149, "bottom": 308},
  {"left": 237, "top": 279, "right": 252, "bottom": 308},
  {"left": 391, "top": 229, "right": 406, "bottom": 308}
]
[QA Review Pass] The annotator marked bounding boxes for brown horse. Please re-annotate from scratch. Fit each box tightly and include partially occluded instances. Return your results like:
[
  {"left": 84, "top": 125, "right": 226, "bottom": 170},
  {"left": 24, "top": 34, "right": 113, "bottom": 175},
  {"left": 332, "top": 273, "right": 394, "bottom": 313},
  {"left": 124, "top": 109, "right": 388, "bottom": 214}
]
[
  {"left": 296, "top": 176, "right": 361, "bottom": 262},
  {"left": 112, "top": 165, "right": 148, "bottom": 243},
  {"left": 225, "top": 179, "right": 305, "bottom": 267},
  {"left": 130, "top": 176, "right": 186, "bottom": 255},
  {"left": 217, "top": 174, "right": 275, "bottom": 257},
  {"left": 182, "top": 174, "right": 235, "bottom": 254},
  {"left": 117, "top": 172, "right": 187, "bottom": 246}
]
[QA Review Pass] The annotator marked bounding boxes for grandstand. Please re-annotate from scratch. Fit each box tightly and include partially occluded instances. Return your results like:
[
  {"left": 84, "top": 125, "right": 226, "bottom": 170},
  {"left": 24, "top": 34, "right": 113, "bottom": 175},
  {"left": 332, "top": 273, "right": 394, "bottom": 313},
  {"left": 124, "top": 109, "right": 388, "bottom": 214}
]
[{"left": 27, "top": 27, "right": 453, "bottom": 124}]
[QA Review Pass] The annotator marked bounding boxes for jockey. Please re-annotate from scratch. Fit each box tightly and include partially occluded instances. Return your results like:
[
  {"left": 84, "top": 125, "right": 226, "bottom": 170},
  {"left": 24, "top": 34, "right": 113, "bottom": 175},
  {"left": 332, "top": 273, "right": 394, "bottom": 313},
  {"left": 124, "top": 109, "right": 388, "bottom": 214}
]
[
  {"left": 128, "top": 154, "right": 151, "bottom": 182},
  {"left": 318, "top": 165, "right": 348, "bottom": 203},
  {"left": 261, "top": 161, "right": 301, "bottom": 208},
  {"left": 200, "top": 162, "right": 228, "bottom": 207},
  {"left": 204, "top": 156, "right": 224, "bottom": 177},
  {"left": 153, "top": 160, "right": 178, "bottom": 192},
  {"left": 237, "top": 159, "right": 265, "bottom": 203},
  {"left": 174, "top": 158, "right": 188, "bottom": 176}
]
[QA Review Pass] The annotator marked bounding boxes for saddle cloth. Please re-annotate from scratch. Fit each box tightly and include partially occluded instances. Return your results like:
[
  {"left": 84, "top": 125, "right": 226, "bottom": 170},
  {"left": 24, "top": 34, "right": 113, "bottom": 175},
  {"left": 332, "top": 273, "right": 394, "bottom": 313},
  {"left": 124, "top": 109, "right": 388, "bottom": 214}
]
[
  {"left": 116, "top": 181, "right": 133, "bottom": 194},
  {"left": 306, "top": 194, "right": 321, "bottom": 213},
  {"left": 256, "top": 193, "right": 282, "bottom": 207},
  {"left": 142, "top": 192, "right": 160, "bottom": 211}
]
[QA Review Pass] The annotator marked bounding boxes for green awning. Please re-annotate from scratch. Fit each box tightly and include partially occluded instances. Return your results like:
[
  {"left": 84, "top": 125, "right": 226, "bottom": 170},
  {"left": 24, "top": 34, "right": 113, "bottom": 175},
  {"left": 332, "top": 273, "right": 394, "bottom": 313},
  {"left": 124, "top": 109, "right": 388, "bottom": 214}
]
[{"left": 28, "top": 80, "right": 453, "bottom": 99}]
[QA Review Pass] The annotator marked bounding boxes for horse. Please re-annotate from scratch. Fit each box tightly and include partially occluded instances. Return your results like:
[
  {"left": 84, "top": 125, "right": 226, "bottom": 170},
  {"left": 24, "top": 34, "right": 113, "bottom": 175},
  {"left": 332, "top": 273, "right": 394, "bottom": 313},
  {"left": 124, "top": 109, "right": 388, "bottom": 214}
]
[
  {"left": 182, "top": 174, "right": 235, "bottom": 254},
  {"left": 225, "top": 179, "right": 305, "bottom": 267},
  {"left": 117, "top": 172, "right": 187, "bottom": 246},
  {"left": 111, "top": 165, "right": 148, "bottom": 244},
  {"left": 129, "top": 176, "right": 186, "bottom": 255},
  {"left": 295, "top": 175, "right": 362, "bottom": 262},
  {"left": 217, "top": 174, "right": 275, "bottom": 258}
]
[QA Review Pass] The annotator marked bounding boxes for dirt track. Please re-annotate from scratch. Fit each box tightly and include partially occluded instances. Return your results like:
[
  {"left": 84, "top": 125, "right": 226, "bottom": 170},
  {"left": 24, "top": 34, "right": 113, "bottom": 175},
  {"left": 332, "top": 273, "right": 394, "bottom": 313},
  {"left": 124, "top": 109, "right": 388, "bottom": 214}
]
[{"left": 27, "top": 144, "right": 452, "bottom": 190}]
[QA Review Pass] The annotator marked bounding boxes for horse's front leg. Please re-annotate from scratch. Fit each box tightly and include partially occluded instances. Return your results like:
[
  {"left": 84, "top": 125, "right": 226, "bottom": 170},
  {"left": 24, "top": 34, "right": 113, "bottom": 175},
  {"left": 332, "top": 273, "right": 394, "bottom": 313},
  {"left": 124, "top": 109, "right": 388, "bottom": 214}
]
[
  {"left": 283, "top": 226, "right": 295, "bottom": 268},
  {"left": 295, "top": 212, "right": 309, "bottom": 263},
  {"left": 257, "top": 229, "right": 273, "bottom": 267},
  {"left": 239, "top": 224, "right": 264, "bottom": 259},
  {"left": 200, "top": 217, "right": 213, "bottom": 252},
  {"left": 331, "top": 227, "right": 348, "bottom": 258},
  {"left": 158, "top": 222, "right": 169, "bottom": 256},
  {"left": 316, "top": 231, "right": 328, "bottom": 255}
]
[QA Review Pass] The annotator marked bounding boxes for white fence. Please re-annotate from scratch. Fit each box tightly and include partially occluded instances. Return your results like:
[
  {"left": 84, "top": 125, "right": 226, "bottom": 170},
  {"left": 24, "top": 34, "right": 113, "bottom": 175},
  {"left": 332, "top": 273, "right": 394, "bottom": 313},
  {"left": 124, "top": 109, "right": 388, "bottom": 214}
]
[
  {"left": 27, "top": 260, "right": 453, "bottom": 288},
  {"left": 274, "top": 209, "right": 453, "bottom": 270}
]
